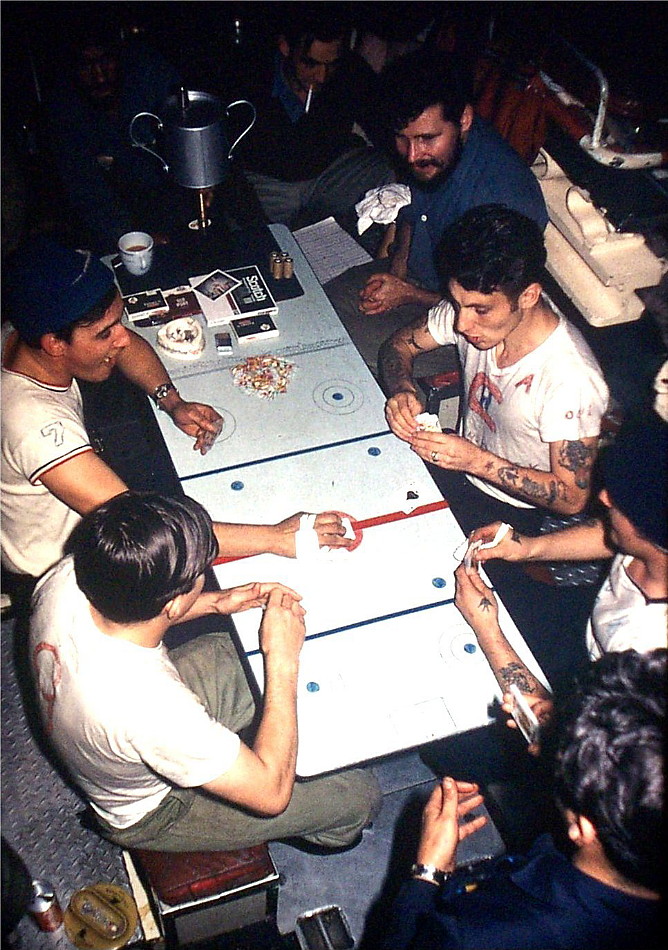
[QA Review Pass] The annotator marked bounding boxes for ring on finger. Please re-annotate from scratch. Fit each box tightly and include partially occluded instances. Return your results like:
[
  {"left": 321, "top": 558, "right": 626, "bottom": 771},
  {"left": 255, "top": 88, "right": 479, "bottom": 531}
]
[{"left": 430, "top": 450, "right": 440, "bottom": 463}]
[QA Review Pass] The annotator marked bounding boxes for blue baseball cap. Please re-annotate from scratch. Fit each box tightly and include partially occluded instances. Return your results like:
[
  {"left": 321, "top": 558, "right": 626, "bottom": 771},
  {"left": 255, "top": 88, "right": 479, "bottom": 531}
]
[{"left": 4, "top": 237, "right": 116, "bottom": 342}]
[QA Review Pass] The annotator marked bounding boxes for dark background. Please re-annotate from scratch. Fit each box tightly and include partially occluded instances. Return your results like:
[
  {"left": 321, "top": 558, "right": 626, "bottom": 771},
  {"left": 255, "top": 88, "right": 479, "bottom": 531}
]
[{"left": 2, "top": 1, "right": 666, "bottom": 131}]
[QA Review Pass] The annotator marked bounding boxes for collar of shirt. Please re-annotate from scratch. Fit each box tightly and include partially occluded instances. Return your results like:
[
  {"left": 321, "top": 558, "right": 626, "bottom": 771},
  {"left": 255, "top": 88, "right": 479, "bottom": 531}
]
[{"left": 271, "top": 52, "right": 304, "bottom": 125}]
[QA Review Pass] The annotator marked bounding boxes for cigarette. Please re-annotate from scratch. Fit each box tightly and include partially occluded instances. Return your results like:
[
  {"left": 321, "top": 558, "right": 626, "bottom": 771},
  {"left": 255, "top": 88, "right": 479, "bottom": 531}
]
[{"left": 305, "top": 85, "right": 313, "bottom": 113}]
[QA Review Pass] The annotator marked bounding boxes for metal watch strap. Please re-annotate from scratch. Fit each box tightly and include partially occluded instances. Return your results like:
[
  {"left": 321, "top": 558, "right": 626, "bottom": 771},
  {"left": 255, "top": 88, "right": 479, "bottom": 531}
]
[
  {"left": 410, "top": 863, "right": 450, "bottom": 886},
  {"left": 151, "top": 382, "right": 177, "bottom": 406}
]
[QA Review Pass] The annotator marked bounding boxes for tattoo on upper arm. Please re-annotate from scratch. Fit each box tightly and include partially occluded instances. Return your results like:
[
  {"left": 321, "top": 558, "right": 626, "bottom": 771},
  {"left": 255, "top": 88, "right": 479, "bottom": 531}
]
[
  {"left": 498, "top": 661, "right": 538, "bottom": 694},
  {"left": 408, "top": 330, "right": 427, "bottom": 352},
  {"left": 558, "top": 440, "right": 595, "bottom": 490}
]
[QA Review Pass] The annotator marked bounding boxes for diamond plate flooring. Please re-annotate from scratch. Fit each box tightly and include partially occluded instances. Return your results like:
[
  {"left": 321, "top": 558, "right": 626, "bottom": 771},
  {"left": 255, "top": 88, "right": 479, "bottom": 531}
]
[{"left": 2, "top": 611, "right": 505, "bottom": 949}]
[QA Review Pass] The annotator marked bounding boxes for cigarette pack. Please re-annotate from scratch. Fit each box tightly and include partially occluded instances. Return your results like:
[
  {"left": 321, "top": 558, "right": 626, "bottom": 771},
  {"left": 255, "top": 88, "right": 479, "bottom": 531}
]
[
  {"left": 163, "top": 286, "right": 204, "bottom": 321},
  {"left": 122, "top": 289, "right": 170, "bottom": 323},
  {"left": 230, "top": 313, "right": 279, "bottom": 344}
]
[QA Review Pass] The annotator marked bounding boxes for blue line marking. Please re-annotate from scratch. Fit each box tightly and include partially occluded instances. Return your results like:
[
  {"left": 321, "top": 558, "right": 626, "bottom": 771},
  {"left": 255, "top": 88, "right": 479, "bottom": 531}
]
[
  {"left": 244, "top": 597, "right": 456, "bottom": 657},
  {"left": 180, "top": 429, "right": 393, "bottom": 482}
]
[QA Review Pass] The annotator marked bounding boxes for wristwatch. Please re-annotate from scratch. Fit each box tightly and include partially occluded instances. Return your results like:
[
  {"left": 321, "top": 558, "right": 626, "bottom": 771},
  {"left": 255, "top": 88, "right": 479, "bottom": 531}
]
[
  {"left": 411, "top": 863, "right": 451, "bottom": 887},
  {"left": 151, "top": 382, "right": 178, "bottom": 407}
]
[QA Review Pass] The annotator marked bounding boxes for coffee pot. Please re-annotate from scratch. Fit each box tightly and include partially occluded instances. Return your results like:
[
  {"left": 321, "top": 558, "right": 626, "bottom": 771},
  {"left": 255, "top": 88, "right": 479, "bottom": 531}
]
[{"left": 129, "top": 88, "right": 256, "bottom": 189}]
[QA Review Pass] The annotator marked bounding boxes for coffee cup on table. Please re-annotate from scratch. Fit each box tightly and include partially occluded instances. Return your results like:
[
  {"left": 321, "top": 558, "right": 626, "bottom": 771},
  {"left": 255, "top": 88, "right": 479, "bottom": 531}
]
[{"left": 118, "top": 231, "right": 153, "bottom": 276}]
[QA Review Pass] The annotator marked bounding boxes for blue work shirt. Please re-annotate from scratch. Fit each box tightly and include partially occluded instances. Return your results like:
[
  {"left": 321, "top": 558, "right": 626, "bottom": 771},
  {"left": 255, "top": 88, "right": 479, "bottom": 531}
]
[{"left": 401, "top": 116, "right": 549, "bottom": 291}]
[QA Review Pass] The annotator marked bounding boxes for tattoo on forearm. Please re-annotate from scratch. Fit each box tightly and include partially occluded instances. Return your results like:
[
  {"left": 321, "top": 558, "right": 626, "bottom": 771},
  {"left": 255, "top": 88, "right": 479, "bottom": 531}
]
[
  {"left": 479, "top": 596, "right": 493, "bottom": 612},
  {"left": 378, "top": 348, "right": 413, "bottom": 395},
  {"left": 497, "top": 467, "right": 565, "bottom": 505},
  {"left": 498, "top": 662, "right": 538, "bottom": 694},
  {"left": 511, "top": 529, "right": 522, "bottom": 543}
]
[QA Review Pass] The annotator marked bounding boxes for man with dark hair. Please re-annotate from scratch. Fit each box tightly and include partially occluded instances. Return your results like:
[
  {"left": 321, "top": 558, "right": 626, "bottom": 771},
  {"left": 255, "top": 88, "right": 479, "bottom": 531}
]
[
  {"left": 1, "top": 238, "right": 352, "bottom": 596},
  {"left": 464, "top": 410, "right": 667, "bottom": 662},
  {"left": 380, "top": 205, "right": 608, "bottom": 536},
  {"left": 382, "top": 648, "right": 664, "bottom": 949},
  {"left": 325, "top": 47, "right": 548, "bottom": 374},
  {"left": 226, "top": 3, "right": 393, "bottom": 231},
  {"left": 29, "top": 492, "right": 381, "bottom": 852},
  {"left": 43, "top": 8, "right": 191, "bottom": 254},
  {"left": 379, "top": 204, "right": 608, "bottom": 687}
]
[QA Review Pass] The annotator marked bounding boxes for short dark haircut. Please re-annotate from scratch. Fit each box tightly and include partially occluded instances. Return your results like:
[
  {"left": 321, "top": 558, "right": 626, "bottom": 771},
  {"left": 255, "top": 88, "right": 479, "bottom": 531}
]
[
  {"left": 553, "top": 649, "right": 666, "bottom": 892},
  {"left": 437, "top": 204, "right": 547, "bottom": 299},
  {"left": 66, "top": 492, "right": 218, "bottom": 624},
  {"left": 377, "top": 48, "right": 470, "bottom": 132},
  {"left": 21, "top": 285, "right": 119, "bottom": 349},
  {"left": 279, "top": 3, "right": 351, "bottom": 50}
]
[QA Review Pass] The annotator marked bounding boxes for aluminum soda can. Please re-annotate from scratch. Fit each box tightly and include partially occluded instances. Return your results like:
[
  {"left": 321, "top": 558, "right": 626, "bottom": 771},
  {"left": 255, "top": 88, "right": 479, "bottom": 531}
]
[{"left": 29, "top": 879, "right": 64, "bottom": 932}]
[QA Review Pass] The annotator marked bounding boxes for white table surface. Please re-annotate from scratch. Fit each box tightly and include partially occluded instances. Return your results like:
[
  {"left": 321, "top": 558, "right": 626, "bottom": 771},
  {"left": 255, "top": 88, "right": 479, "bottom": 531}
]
[
  {"left": 125, "top": 223, "right": 549, "bottom": 777},
  {"left": 213, "top": 505, "right": 547, "bottom": 777}
]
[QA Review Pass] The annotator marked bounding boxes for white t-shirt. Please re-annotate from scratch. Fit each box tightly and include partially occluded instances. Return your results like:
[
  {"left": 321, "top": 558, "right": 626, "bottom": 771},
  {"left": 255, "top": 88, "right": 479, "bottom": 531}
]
[
  {"left": 1, "top": 326, "right": 91, "bottom": 576},
  {"left": 29, "top": 557, "right": 241, "bottom": 829},
  {"left": 587, "top": 554, "right": 668, "bottom": 660},
  {"left": 427, "top": 303, "right": 609, "bottom": 507}
]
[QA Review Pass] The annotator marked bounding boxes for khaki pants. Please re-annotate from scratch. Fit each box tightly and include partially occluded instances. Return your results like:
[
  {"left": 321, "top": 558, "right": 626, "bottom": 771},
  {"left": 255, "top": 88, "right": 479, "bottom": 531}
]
[{"left": 97, "top": 631, "right": 382, "bottom": 852}]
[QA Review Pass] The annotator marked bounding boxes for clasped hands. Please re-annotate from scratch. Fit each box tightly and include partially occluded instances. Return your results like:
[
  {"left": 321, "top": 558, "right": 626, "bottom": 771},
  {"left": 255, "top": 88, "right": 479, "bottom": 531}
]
[{"left": 358, "top": 273, "right": 415, "bottom": 315}]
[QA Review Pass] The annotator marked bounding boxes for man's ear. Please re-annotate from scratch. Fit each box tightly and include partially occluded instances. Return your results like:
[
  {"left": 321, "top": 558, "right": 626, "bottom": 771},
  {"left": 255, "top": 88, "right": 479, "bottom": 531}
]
[
  {"left": 40, "top": 333, "right": 67, "bottom": 358},
  {"left": 566, "top": 811, "right": 599, "bottom": 846},
  {"left": 517, "top": 281, "right": 543, "bottom": 310},
  {"left": 164, "top": 595, "right": 187, "bottom": 622},
  {"left": 459, "top": 104, "right": 474, "bottom": 136}
]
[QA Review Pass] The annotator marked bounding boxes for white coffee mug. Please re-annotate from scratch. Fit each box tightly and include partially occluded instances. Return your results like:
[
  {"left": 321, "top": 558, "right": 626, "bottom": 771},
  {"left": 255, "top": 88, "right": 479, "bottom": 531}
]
[{"left": 118, "top": 231, "right": 154, "bottom": 276}]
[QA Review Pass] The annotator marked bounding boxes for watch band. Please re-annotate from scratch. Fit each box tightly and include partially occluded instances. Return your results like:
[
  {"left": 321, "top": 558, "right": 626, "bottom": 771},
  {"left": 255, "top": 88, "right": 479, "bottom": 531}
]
[
  {"left": 151, "top": 382, "right": 177, "bottom": 406},
  {"left": 410, "top": 863, "right": 451, "bottom": 886}
]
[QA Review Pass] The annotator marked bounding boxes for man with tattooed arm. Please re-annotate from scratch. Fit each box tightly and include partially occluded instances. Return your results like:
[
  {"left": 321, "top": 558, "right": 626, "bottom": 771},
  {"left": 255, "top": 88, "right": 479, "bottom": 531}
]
[
  {"left": 379, "top": 204, "right": 609, "bottom": 539},
  {"left": 380, "top": 204, "right": 609, "bottom": 689}
]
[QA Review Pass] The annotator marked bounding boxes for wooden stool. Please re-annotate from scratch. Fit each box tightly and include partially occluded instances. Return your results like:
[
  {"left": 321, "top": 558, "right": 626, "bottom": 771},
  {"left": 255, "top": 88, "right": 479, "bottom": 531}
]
[{"left": 129, "top": 844, "right": 280, "bottom": 947}]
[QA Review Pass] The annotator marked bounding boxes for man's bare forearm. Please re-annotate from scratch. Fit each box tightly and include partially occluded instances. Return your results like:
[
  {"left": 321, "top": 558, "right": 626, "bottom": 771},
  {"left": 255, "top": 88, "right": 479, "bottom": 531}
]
[
  {"left": 474, "top": 618, "right": 550, "bottom": 699},
  {"left": 474, "top": 451, "right": 592, "bottom": 515},
  {"left": 378, "top": 321, "right": 429, "bottom": 396}
]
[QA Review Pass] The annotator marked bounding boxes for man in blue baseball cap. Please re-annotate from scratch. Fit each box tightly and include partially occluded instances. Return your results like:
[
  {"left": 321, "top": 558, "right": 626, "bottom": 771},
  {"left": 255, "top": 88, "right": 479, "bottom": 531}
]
[
  {"left": 1, "top": 239, "right": 354, "bottom": 603},
  {"left": 1, "top": 238, "right": 222, "bottom": 590}
]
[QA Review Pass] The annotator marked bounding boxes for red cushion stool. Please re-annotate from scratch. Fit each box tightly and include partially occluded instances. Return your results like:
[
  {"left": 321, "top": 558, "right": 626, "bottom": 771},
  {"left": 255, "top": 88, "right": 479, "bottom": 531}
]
[{"left": 129, "top": 844, "right": 280, "bottom": 947}]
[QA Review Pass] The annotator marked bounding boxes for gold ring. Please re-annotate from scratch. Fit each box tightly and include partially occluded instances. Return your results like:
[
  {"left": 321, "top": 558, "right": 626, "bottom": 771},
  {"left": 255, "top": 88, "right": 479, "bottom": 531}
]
[{"left": 430, "top": 450, "right": 439, "bottom": 463}]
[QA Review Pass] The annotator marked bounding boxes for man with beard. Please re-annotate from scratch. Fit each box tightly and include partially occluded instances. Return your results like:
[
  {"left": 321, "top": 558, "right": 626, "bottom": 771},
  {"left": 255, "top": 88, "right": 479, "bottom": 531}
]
[{"left": 325, "top": 48, "right": 548, "bottom": 375}]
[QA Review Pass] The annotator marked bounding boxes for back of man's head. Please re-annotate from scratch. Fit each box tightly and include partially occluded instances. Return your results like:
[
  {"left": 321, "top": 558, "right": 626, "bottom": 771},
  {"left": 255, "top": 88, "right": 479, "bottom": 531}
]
[
  {"left": 601, "top": 410, "right": 668, "bottom": 552},
  {"left": 65, "top": 492, "right": 218, "bottom": 624},
  {"left": 553, "top": 649, "right": 665, "bottom": 892},
  {"left": 377, "top": 47, "right": 470, "bottom": 132},
  {"left": 437, "top": 203, "right": 547, "bottom": 298}
]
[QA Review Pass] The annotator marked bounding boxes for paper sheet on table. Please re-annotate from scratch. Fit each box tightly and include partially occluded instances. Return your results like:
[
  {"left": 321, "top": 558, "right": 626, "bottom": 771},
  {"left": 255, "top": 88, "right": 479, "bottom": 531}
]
[{"left": 293, "top": 217, "right": 372, "bottom": 284}]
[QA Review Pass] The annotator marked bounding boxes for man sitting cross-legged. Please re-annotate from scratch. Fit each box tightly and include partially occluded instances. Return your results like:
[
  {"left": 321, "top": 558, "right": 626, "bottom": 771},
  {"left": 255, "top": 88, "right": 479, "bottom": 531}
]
[{"left": 29, "top": 492, "right": 381, "bottom": 852}]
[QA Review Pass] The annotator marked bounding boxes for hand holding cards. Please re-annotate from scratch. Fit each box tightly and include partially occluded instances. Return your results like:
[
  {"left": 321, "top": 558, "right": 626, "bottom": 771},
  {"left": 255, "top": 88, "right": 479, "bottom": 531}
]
[
  {"left": 508, "top": 684, "right": 541, "bottom": 745},
  {"left": 463, "top": 522, "right": 512, "bottom": 571}
]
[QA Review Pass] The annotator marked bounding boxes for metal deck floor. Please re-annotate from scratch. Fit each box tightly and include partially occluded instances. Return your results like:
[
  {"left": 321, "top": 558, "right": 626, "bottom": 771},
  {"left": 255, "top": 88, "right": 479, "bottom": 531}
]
[{"left": 2, "top": 614, "right": 505, "bottom": 948}]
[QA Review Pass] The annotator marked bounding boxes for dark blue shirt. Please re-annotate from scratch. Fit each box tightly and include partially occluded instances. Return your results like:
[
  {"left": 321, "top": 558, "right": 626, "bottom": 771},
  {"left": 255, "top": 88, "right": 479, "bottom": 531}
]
[
  {"left": 401, "top": 116, "right": 549, "bottom": 291},
  {"left": 383, "top": 835, "right": 661, "bottom": 950}
]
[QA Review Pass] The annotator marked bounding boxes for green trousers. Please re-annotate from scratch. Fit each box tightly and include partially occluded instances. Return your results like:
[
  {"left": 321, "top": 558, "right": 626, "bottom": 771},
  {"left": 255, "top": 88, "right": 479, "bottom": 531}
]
[{"left": 98, "top": 631, "right": 382, "bottom": 852}]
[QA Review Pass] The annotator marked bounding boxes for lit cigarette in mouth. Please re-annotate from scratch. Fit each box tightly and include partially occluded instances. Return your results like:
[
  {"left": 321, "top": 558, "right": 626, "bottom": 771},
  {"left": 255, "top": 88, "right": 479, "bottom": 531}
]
[{"left": 305, "top": 85, "right": 313, "bottom": 113}]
